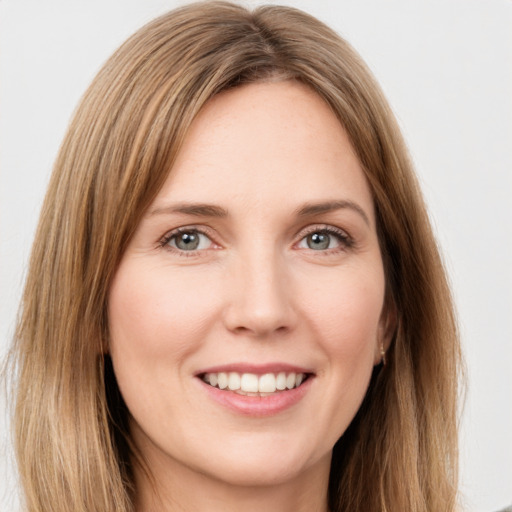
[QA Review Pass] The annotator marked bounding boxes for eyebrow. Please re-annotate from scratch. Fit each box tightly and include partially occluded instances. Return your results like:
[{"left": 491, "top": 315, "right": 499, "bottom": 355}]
[
  {"left": 148, "top": 200, "right": 370, "bottom": 226},
  {"left": 296, "top": 200, "right": 370, "bottom": 226},
  {"left": 148, "top": 202, "right": 229, "bottom": 218}
]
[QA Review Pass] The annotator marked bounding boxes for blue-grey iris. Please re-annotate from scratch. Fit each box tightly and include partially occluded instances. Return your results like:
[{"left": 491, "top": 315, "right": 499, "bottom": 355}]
[
  {"left": 176, "top": 232, "right": 200, "bottom": 250},
  {"left": 307, "top": 232, "right": 330, "bottom": 250}
]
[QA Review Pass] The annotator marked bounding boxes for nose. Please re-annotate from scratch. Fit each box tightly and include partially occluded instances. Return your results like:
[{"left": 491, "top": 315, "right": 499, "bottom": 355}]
[{"left": 222, "top": 249, "right": 297, "bottom": 338}]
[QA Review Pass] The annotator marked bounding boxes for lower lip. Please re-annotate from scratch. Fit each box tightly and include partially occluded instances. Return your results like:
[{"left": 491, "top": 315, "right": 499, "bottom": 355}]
[{"left": 197, "top": 377, "right": 314, "bottom": 417}]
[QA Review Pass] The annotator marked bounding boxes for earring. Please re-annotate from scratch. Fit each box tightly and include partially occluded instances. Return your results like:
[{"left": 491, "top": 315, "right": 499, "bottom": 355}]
[{"left": 380, "top": 343, "right": 387, "bottom": 366}]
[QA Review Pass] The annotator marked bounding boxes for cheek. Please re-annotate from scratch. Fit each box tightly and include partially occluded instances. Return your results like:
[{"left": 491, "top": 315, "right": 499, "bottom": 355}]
[
  {"left": 108, "top": 261, "right": 218, "bottom": 358},
  {"left": 302, "top": 264, "right": 386, "bottom": 358},
  {"left": 106, "top": 260, "right": 224, "bottom": 433},
  {"left": 107, "top": 261, "right": 226, "bottom": 413},
  {"left": 288, "top": 264, "right": 386, "bottom": 452}
]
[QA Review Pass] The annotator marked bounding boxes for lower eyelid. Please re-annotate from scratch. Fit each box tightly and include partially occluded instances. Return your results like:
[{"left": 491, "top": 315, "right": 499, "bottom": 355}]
[
  {"left": 297, "top": 227, "right": 351, "bottom": 245},
  {"left": 158, "top": 226, "right": 353, "bottom": 253},
  {"left": 160, "top": 228, "right": 216, "bottom": 251}
]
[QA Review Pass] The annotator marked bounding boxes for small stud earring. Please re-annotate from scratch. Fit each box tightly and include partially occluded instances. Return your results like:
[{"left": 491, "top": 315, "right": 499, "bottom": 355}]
[{"left": 380, "top": 343, "right": 387, "bottom": 366}]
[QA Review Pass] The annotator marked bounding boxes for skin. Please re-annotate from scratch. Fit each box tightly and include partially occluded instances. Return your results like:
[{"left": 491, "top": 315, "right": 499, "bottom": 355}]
[{"left": 108, "top": 80, "right": 391, "bottom": 512}]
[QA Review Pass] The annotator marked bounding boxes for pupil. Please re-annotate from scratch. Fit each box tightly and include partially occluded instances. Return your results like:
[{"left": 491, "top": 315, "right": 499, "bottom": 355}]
[
  {"left": 177, "top": 232, "right": 199, "bottom": 250},
  {"left": 308, "top": 232, "right": 329, "bottom": 250}
]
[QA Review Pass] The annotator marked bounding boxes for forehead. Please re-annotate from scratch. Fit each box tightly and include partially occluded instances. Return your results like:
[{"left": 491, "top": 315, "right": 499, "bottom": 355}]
[{"left": 154, "top": 81, "right": 374, "bottom": 222}]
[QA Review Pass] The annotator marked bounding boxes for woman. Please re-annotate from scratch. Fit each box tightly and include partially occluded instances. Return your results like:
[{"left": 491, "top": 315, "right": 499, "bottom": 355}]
[{"left": 9, "top": 2, "right": 462, "bottom": 511}]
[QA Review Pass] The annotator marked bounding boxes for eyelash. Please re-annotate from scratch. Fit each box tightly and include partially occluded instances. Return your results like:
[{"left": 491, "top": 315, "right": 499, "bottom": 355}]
[
  {"left": 158, "top": 224, "right": 354, "bottom": 256},
  {"left": 298, "top": 225, "right": 353, "bottom": 249},
  {"left": 159, "top": 226, "right": 216, "bottom": 257}
]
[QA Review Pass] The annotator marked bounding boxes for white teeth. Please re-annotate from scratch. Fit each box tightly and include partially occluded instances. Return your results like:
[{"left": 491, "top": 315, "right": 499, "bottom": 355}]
[
  {"left": 276, "top": 372, "right": 287, "bottom": 390},
  {"left": 217, "top": 372, "right": 228, "bottom": 389},
  {"left": 259, "top": 373, "right": 276, "bottom": 393},
  {"left": 228, "top": 372, "right": 241, "bottom": 390},
  {"left": 240, "top": 373, "right": 259, "bottom": 392},
  {"left": 203, "top": 371, "right": 308, "bottom": 394}
]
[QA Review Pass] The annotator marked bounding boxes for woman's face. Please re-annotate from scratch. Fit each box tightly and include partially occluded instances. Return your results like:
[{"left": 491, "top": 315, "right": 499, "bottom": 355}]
[{"left": 108, "top": 81, "right": 389, "bottom": 490}]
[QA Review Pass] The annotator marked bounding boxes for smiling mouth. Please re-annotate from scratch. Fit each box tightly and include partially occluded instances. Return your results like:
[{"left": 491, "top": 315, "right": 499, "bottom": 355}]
[{"left": 200, "top": 371, "right": 311, "bottom": 396}]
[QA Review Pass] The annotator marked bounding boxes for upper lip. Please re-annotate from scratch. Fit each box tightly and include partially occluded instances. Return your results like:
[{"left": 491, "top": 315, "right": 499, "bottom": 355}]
[{"left": 195, "top": 362, "right": 315, "bottom": 376}]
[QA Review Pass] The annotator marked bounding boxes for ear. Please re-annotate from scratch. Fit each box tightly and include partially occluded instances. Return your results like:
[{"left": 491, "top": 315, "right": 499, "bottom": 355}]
[{"left": 374, "top": 298, "right": 397, "bottom": 366}]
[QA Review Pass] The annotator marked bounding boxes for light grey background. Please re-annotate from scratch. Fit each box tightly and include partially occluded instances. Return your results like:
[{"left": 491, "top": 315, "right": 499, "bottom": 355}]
[{"left": 1, "top": 1, "right": 511, "bottom": 511}]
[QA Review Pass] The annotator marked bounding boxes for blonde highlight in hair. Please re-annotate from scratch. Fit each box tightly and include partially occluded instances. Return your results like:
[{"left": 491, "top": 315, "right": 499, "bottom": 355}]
[{"left": 9, "top": 2, "right": 462, "bottom": 511}]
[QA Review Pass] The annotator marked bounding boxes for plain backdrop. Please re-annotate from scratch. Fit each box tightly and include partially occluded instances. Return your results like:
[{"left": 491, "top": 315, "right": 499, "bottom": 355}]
[{"left": 1, "top": 1, "right": 511, "bottom": 511}]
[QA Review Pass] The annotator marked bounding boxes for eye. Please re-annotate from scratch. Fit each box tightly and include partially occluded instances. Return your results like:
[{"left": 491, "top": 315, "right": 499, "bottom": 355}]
[
  {"left": 297, "top": 227, "right": 351, "bottom": 251},
  {"left": 164, "top": 229, "right": 213, "bottom": 251}
]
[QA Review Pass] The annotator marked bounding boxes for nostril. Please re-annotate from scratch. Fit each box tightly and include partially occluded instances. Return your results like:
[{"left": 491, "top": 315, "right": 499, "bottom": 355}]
[{"left": 231, "top": 323, "right": 290, "bottom": 338}]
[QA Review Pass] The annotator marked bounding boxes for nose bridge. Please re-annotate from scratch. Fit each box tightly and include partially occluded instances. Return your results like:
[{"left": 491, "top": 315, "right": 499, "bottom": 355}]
[{"left": 224, "top": 242, "right": 295, "bottom": 336}]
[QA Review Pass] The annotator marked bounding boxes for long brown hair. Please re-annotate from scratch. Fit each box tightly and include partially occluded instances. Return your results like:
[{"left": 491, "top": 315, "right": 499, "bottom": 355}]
[{"left": 9, "top": 2, "right": 462, "bottom": 511}]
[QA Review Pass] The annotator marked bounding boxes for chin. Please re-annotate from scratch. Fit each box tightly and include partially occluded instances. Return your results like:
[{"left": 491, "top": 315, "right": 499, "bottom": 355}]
[
  {"left": 191, "top": 435, "right": 331, "bottom": 488},
  {"left": 201, "top": 457, "right": 317, "bottom": 488}
]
